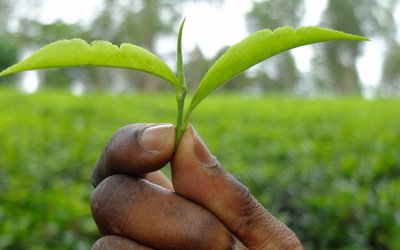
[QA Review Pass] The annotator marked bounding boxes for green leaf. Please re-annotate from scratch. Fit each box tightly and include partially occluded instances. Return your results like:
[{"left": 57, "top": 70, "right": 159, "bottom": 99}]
[
  {"left": 186, "top": 26, "right": 369, "bottom": 117},
  {"left": 0, "top": 39, "right": 179, "bottom": 89}
]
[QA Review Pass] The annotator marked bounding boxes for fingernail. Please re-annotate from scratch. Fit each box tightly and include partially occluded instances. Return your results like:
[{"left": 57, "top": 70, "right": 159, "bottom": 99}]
[
  {"left": 190, "top": 125, "right": 218, "bottom": 168},
  {"left": 140, "top": 124, "right": 174, "bottom": 154}
]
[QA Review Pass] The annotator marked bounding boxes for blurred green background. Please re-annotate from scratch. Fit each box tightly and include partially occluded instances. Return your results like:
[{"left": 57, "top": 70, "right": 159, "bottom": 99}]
[{"left": 1, "top": 0, "right": 400, "bottom": 249}]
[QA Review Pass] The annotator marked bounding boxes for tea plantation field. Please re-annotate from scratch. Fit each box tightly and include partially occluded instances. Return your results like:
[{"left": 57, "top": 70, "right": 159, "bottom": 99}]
[{"left": 0, "top": 88, "right": 399, "bottom": 249}]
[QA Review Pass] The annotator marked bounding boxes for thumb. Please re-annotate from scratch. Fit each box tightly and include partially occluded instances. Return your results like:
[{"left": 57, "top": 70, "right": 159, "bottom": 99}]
[{"left": 171, "top": 125, "right": 303, "bottom": 250}]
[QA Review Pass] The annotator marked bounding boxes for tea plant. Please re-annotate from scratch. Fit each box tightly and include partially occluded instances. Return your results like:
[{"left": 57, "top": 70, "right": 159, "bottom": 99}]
[{"left": 0, "top": 19, "right": 368, "bottom": 147}]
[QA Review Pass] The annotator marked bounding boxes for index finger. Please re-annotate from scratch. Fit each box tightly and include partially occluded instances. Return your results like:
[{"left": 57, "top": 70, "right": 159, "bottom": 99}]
[{"left": 92, "top": 123, "right": 175, "bottom": 187}]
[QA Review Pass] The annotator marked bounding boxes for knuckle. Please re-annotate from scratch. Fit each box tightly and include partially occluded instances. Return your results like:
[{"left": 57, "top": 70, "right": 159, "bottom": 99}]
[
  {"left": 235, "top": 184, "right": 268, "bottom": 232},
  {"left": 232, "top": 183, "right": 293, "bottom": 249},
  {"left": 91, "top": 175, "right": 143, "bottom": 235},
  {"left": 233, "top": 192, "right": 303, "bottom": 250}
]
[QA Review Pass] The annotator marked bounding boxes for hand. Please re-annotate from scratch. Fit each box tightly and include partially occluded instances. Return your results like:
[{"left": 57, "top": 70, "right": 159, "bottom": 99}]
[{"left": 90, "top": 124, "right": 303, "bottom": 249}]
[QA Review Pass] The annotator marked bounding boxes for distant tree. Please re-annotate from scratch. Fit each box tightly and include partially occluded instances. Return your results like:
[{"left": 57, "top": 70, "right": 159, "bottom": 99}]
[
  {"left": 246, "top": 0, "right": 304, "bottom": 93},
  {"left": 314, "top": 0, "right": 399, "bottom": 95},
  {"left": 382, "top": 41, "right": 400, "bottom": 95},
  {"left": 311, "top": 1, "right": 364, "bottom": 95},
  {"left": 0, "top": 0, "right": 11, "bottom": 33}
]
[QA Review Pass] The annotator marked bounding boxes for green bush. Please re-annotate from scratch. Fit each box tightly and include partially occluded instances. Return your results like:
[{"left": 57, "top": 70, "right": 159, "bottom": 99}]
[{"left": 0, "top": 88, "right": 399, "bottom": 249}]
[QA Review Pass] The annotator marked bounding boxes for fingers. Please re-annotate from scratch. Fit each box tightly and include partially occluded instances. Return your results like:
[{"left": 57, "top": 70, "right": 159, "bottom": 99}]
[
  {"left": 92, "top": 123, "right": 175, "bottom": 187},
  {"left": 92, "top": 235, "right": 154, "bottom": 250},
  {"left": 91, "top": 174, "right": 235, "bottom": 249},
  {"left": 171, "top": 125, "right": 303, "bottom": 250}
]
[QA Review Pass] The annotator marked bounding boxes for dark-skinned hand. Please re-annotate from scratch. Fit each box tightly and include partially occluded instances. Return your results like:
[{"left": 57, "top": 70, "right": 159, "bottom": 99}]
[{"left": 90, "top": 123, "right": 303, "bottom": 249}]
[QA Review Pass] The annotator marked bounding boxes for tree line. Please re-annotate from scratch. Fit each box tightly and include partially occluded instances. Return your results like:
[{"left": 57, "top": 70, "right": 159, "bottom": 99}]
[{"left": 0, "top": 0, "right": 399, "bottom": 96}]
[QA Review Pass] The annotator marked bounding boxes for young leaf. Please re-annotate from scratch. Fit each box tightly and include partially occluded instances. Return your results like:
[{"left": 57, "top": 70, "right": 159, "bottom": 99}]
[
  {"left": 175, "top": 18, "right": 188, "bottom": 148},
  {"left": 185, "top": 26, "right": 369, "bottom": 119},
  {"left": 0, "top": 39, "right": 179, "bottom": 89}
]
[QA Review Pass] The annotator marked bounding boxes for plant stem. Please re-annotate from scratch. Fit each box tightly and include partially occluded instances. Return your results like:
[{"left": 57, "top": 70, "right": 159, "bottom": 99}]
[
  {"left": 175, "top": 88, "right": 187, "bottom": 150},
  {"left": 174, "top": 18, "right": 188, "bottom": 150}
]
